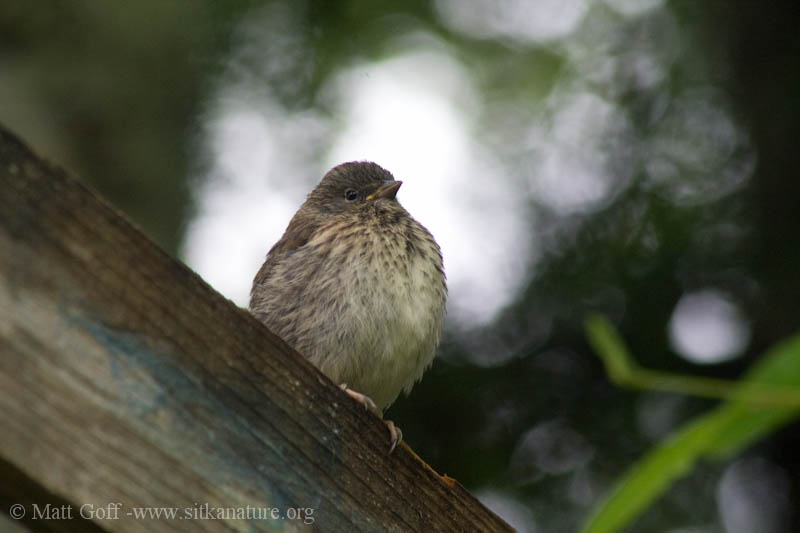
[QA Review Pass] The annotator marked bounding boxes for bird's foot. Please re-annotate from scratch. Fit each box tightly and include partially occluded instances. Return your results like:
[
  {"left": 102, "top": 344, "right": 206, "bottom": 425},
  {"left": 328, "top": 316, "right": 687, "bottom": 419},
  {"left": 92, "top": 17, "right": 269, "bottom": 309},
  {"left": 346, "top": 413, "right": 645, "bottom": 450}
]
[
  {"left": 384, "top": 419, "right": 403, "bottom": 454},
  {"left": 339, "top": 384, "right": 402, "bottom": 453},
  {"left": 340, "top": 383, "right": 380, "bottom": 416}
]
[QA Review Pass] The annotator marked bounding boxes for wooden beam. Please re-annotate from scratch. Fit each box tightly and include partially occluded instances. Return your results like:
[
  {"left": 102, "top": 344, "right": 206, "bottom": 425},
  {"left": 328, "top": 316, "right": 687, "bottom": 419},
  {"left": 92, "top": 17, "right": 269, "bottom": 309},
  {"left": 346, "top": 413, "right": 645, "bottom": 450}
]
[{"left": 0, "top": 124, "right": 512, "bottom": 532}]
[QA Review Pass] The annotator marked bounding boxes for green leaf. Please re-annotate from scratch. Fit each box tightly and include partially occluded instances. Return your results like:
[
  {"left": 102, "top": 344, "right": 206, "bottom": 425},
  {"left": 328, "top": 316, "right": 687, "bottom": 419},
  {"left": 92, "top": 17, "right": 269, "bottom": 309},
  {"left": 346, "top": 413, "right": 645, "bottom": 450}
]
[{"left": 582, "top": 317, "right": 800, "bottom": 533}]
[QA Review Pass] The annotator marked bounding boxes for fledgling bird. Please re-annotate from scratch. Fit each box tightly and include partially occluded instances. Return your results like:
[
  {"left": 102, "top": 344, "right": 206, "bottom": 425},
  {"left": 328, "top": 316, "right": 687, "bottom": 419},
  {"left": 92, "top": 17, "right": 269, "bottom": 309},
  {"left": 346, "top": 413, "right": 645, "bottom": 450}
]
[{"left": 249, "top": 161, "right": 447, "bottom": 452}]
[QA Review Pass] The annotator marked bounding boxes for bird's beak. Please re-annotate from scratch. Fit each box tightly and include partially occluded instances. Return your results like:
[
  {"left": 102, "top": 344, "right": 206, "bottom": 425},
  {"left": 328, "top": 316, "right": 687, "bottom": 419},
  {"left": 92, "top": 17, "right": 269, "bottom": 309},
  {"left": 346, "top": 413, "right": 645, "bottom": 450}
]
[{"left": 366, "top": 181, "right": 402, "bottom": 201}]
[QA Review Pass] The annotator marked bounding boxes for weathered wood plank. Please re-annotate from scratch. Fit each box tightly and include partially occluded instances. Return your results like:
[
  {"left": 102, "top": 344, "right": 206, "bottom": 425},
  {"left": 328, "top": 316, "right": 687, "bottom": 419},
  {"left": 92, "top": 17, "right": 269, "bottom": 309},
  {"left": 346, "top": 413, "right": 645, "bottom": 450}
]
[{"left": 0, "top": 124, "right": 512, "bottom": 532}]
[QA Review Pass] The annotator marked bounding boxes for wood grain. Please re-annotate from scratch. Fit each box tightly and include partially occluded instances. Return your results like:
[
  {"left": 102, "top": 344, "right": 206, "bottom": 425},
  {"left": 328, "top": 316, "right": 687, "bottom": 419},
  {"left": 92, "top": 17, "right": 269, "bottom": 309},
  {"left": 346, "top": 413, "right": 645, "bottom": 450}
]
[{"left": 0, "top": 124, "right": 512, "bottom": 532}]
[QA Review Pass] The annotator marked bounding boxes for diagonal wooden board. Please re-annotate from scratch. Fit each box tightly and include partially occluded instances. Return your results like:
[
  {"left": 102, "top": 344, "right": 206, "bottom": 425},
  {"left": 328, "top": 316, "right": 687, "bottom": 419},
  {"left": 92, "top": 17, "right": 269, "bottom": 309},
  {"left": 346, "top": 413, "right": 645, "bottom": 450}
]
[{"left": 0, "top": 124, "right": 512, "bottom": 532}]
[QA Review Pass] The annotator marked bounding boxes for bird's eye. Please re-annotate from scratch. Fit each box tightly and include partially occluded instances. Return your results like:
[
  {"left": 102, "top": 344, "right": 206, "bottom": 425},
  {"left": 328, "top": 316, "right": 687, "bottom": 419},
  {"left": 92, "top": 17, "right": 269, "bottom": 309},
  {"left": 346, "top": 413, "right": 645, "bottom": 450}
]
[{"left": 344, "top": 189, "right": 358, "bottom": 201}]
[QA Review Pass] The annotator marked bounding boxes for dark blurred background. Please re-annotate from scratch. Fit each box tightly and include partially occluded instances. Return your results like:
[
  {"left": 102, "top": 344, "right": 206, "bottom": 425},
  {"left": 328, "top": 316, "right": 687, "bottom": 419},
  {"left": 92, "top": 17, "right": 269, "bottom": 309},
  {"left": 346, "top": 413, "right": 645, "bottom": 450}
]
[{"left": 2, "top": 1, "right": 799, "bottom": 531}]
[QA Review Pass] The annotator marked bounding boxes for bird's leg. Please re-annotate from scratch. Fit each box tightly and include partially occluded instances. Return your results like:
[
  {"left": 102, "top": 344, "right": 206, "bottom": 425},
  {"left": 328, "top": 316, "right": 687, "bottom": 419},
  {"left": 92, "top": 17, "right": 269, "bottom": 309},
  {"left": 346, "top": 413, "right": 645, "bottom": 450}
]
[
  {"left": 340, "top": 383, "right": 403, "bottom": 453},
  {"left": 340, "top": 383, "right": 379, "bottom": 415}
]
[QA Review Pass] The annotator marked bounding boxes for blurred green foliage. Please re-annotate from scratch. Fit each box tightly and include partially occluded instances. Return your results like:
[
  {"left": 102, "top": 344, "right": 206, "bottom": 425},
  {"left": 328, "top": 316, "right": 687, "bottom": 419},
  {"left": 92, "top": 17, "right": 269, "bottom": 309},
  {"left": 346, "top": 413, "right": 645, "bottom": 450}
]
[
  {"left": 2, "top": 1, "right": 800, "bottom": 531},
  {"left": 584, "top": 316, "right": 800, "bottom": 532}
]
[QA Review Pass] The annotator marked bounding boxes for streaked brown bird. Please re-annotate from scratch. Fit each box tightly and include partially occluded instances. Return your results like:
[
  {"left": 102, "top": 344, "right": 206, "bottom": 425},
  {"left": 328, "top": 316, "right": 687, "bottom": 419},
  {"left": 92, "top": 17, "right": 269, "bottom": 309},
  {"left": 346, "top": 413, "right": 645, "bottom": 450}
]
[{"left": 249, "top": 161, "right": 446, "bottom": 452}]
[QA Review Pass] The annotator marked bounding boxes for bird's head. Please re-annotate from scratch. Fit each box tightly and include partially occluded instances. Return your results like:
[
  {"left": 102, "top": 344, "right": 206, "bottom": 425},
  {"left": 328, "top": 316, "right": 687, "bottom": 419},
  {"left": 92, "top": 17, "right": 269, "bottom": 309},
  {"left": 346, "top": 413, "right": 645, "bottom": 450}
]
[{"left": 305, "top": 161, "right": 403, "bottom": 217}]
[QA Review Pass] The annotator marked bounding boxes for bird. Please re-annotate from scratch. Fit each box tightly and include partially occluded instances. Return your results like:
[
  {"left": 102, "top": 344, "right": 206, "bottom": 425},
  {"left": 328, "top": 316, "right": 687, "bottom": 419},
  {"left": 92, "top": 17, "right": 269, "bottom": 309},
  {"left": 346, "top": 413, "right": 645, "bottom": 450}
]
[{"left": 249, "top": 161, "right": 447, "bottom": 452}]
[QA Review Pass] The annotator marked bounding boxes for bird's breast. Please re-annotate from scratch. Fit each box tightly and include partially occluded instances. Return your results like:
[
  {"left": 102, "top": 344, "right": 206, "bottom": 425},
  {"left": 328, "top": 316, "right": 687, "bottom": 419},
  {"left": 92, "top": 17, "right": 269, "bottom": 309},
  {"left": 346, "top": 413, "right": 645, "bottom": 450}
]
[{"left": 310, "top": 217, "right": 446, "bottom": 409}]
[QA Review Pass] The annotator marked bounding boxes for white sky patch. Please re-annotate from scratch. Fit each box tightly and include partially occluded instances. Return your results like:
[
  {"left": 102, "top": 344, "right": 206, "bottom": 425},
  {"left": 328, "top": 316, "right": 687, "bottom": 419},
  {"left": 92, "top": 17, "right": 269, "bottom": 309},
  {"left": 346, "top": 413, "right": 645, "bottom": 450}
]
[
  {"left": 435, "top": 0, "right": 589, "bottom": 43},
  {"left": 602, "top": 0, "right": 663, "bottom": 16},
  {"left": 183, "top": 45, "right": 532, "bottom": 328},
  {"left": 525, "top": 91, "right": 635, "bottom": 213},
  {"left": 182, "top": 87, "right": 330, "bottom": 306},
  {"left": 326, "top": 51, "right": 533, "bottom": 326}
]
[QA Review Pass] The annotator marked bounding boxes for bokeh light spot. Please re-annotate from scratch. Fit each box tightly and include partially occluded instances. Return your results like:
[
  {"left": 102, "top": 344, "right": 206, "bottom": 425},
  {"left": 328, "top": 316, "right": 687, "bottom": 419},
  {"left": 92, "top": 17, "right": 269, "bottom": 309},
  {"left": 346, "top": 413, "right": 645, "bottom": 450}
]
[{"left": 668, "top": 289, "right": 751, "bottom": 364}]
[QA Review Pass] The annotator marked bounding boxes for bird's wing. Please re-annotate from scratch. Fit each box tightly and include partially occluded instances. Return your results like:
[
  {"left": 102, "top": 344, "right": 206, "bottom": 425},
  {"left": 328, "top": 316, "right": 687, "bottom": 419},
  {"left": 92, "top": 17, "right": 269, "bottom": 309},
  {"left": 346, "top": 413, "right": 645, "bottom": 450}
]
[{"left": 252, "top": 216, "right": 317, "bottom": 287}]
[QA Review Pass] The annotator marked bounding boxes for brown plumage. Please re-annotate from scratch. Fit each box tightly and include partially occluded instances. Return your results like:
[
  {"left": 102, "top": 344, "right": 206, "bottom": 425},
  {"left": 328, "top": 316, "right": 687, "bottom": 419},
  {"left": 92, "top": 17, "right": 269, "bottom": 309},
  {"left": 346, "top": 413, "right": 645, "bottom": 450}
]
[{"left": 249, "top": 161, "right": 446, "bottom": 449}]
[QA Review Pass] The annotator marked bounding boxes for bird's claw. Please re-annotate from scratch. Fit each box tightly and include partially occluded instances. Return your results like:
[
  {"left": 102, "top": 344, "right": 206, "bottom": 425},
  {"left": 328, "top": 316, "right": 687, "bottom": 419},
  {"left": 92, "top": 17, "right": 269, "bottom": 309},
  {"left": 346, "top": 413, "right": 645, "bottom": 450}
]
[
  {"left": 340, "top": 384, "right": 402, "bottom": 453},
  {"left": 384, "top": 420, "right": 403, "bottom": 454},
  {"left": 340, "top": 383, "right": 380, "bottom": 416}
]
